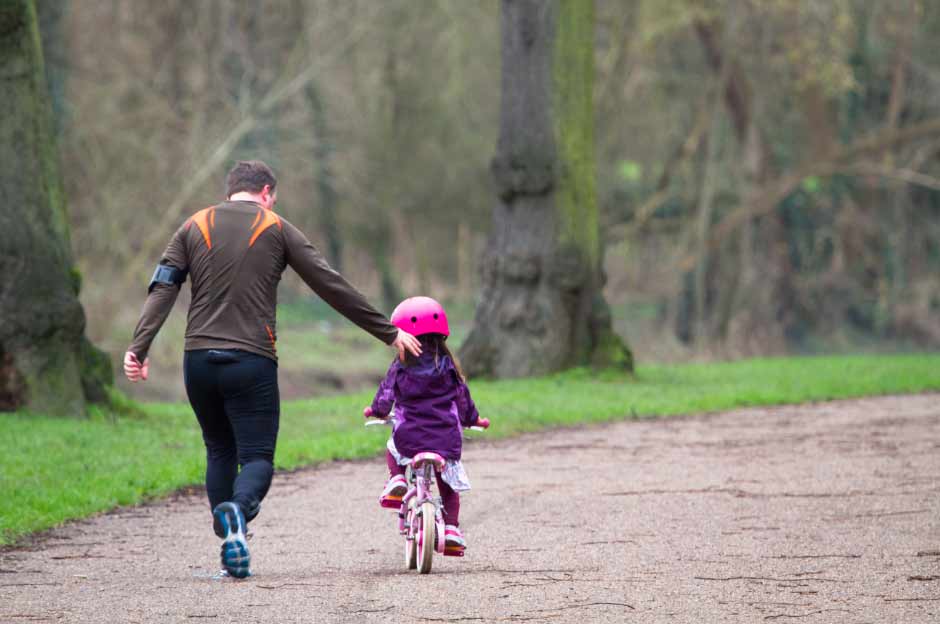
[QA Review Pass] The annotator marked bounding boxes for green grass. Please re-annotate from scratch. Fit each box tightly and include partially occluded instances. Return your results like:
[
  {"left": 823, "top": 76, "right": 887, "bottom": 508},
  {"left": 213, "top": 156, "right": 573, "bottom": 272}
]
[{"left": 2, "top": 354, "right": 938, "bottom": 545}]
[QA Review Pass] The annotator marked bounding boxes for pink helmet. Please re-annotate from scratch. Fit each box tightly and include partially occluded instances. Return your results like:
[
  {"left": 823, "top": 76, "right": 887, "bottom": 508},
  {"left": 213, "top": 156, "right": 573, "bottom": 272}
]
[{"left": 391, "top": 296, "right": 449, "bottom": 337}]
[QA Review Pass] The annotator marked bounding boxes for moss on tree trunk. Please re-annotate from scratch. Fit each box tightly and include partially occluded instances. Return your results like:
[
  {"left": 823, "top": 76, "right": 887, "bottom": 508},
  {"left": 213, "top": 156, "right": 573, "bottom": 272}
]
[
  {"left": 460, "top": 0, "right": 632, "bottom": 377},
  {"left": 0, "top": 0, "right": 111, "bottom": 416}
]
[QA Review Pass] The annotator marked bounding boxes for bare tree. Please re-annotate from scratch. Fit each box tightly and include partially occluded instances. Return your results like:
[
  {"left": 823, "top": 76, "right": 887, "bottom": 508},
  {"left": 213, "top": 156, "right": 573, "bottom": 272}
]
[
  {"left": 461, "top": 0, "right": 632, "bottom": 377},
  {"left": 0, "top": 0, "right": 110, "bottom": 415}
]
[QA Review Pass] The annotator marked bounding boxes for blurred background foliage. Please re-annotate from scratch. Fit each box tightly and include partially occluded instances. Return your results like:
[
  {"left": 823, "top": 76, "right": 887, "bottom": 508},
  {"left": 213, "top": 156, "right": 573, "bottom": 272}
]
[{"left": 36, "top": 0, "right": 940, "bottom": 400}]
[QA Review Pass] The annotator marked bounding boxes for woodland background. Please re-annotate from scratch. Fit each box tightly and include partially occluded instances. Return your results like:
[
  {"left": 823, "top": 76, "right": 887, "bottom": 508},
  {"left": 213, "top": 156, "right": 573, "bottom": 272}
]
[{"left": 34, "top": 0, "right": 940, "bottom": 400}]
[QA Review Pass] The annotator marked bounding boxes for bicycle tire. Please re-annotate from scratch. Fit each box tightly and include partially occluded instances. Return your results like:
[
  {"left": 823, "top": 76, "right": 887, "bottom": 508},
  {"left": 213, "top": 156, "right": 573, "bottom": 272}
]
[{"left": 417, "top": 501, "right": 435, "bottom": 574}]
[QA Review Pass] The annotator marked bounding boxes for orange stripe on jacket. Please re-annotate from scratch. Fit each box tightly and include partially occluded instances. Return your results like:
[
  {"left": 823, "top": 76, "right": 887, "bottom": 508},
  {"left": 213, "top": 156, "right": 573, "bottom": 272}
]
[
  {"left": 186, "top": 207, "right": 214, "bottom": 249},
  {"left": 249, "top": 210, "right": 282, "bottom": 247},
  {"left": 265, "top": 324, "right": 276, "bottom": 352}
]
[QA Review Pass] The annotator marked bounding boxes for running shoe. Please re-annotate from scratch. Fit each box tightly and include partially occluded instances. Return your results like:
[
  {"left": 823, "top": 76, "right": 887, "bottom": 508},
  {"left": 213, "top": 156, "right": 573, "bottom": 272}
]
[{"left": 212, "top": 502, "right": 251, "bottom": 578}]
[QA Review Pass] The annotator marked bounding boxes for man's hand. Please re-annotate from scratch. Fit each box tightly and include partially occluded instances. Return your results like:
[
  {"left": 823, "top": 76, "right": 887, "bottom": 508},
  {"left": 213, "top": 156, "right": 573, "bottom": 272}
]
[
  {"left": 123, "top": 351, "right": 150, "bottom": 382},
  {"left": 391, "top": 329, "right": 421, "bottom": 362},
  {"left": 363, "top": 406, "right": 374, "bottom": 418}
]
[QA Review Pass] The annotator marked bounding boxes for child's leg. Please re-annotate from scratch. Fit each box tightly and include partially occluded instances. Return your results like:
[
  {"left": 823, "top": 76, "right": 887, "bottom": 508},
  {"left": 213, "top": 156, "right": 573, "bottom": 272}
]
[
  {"left": 380, "top": 450, "right": 408, "bottom": 508},
  {"left": 436, "top": 472, "right": 460, "bottom": 527},
  {"left": 386, "top": 450, "right": 406, "bottom": 477}
]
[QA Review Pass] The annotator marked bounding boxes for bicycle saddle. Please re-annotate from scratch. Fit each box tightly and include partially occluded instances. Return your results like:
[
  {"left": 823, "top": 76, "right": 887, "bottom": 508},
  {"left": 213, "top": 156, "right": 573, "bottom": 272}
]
[{"left": 412, "top": 452, "right": 446, "bottom": 471}]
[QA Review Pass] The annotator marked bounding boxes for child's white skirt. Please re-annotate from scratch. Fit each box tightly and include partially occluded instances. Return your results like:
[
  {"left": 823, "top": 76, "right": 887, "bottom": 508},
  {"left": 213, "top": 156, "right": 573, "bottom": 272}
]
[{"left": 387, "top": 438, "right": 472, "bottom": 492}]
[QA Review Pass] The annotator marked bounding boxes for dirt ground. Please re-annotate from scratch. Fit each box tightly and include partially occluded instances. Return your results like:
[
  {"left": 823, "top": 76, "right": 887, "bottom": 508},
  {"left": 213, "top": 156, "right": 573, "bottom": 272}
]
[{"left": 2, "top": 394, "right": 939, "bottom": 623}]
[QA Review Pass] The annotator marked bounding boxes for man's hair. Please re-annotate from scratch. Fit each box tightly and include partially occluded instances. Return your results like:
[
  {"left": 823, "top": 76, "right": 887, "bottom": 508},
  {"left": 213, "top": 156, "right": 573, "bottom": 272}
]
[{"left": 225, "top": 160, "right": 277, "bottom": 198}]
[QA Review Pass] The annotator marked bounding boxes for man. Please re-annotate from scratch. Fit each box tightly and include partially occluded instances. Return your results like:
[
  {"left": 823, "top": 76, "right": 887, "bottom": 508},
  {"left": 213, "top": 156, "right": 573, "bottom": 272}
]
[{"left": 123, "top": 160, "right": 420, "bottom": 578}]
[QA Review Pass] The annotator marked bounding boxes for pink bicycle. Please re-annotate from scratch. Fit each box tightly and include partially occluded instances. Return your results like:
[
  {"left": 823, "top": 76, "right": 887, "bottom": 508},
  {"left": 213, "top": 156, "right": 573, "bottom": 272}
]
[{"left": 366, "top": 417, "right": 488, "bottom": 574}]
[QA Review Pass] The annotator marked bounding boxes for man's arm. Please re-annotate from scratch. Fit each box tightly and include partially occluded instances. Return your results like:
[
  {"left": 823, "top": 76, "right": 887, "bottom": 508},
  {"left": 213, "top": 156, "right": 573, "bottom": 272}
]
[
  {"left": 125, "top": 226, "right": 188, "bottom": 381},
  {"left": 283, "top": 220, "right": 420, "bottom": 358},
  {"left": 128, "top": 281, "right": 182, "bottom": 359}
]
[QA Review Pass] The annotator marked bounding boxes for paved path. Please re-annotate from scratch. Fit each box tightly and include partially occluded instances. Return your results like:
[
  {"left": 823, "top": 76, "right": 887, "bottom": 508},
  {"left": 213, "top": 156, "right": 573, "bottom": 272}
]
[{"left": 3, "top": 394, "right": 939, "bottom": 623}]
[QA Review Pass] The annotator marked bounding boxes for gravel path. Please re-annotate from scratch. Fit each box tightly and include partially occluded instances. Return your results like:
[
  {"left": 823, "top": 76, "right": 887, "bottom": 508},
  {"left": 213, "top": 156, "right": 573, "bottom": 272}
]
[{"left": 3, "top": 394, "right": 939, "bottom": 623}]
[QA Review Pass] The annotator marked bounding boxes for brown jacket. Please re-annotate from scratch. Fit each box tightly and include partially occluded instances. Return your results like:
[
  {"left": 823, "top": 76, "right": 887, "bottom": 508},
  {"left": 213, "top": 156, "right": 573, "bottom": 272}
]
[{"left": 130, "top": 201, "right": 398, "bottom": 361}]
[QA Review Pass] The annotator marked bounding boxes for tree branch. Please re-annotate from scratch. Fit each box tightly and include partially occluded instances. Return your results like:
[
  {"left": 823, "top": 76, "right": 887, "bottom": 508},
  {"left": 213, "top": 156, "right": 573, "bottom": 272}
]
[
  {"left": 846, "top": 163, "right": 940, "bottom": 192},
  {"left": 121, "top": 21, "right": 372, "bottom": 283},
  {"left": 677, "top": 116, "right": 940, "bottom": 271}
]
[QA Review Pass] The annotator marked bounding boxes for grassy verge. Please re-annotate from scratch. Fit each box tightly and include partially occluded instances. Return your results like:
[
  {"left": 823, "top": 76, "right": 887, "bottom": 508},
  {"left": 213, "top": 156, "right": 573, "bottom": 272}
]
[{"left": 2, "top": 353, "right": 938, "bottom": 545}]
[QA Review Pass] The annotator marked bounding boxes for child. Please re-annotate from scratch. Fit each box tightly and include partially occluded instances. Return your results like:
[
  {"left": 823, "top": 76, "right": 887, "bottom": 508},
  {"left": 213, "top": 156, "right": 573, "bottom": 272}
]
[{"left": 363, "top": 296, "right": 487, "bottom": 552}]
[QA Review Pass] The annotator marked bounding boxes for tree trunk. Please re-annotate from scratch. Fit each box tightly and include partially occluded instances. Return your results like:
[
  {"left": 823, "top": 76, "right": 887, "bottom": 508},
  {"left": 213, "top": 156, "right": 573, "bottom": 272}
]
[
  {"left": 36, "top": 0, "right": 67, "bottom": 132},
  {"left": 460, "top": 0, "right": 632, "bottom": 377},
  {"left": 223, "top": 0, "right": 280, "bottom": 167},
  {"left": 693, "top": 58, "right": 731, "bottom": 346},
  {"left": 305, "top": 80, "right": 343, "bottom": 271},
  {"left": 696, "top": 16, "right": 789, "bottom": 353},
  {"left": 881, "top": 0, "right": 917, "bottom": 334},
  {"left": 727, "top": 109, "right": 786, "bottom": 352},
  {"left": 0, "top": 0, "right": 111, "bottom": 415}
]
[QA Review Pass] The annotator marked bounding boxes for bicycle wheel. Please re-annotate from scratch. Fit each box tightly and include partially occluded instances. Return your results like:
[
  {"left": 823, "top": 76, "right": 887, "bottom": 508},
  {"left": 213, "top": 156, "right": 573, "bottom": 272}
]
[
  {"left": 417, "top": 501, "right": 436, "bottom": 574},
  {"left": 404, "top": 505, "right": 417, "bottom": 569}
]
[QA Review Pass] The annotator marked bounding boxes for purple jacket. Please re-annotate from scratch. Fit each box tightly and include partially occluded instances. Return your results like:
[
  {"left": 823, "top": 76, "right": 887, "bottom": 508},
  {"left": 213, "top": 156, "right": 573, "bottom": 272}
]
[{"left": 370, "top": 352, "right": 480, "bottom": 461}]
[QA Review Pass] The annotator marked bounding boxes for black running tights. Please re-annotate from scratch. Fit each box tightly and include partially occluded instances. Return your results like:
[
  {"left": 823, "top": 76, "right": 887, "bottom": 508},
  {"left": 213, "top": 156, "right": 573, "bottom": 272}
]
[{"left": 183, "top": 349, "right": 279, "bottom": 525}]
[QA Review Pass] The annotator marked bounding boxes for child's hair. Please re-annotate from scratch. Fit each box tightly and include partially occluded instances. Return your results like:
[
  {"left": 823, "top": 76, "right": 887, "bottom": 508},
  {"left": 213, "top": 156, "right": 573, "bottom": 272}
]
[{"left": 403, "top": 333, "right": 466, "bottom": 382}]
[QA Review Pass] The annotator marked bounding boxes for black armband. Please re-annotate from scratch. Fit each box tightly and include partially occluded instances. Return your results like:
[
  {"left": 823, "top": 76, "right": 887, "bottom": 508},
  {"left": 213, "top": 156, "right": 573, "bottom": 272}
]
[{"left": 148, "top": 264, "right": 187, "bottom": 293}]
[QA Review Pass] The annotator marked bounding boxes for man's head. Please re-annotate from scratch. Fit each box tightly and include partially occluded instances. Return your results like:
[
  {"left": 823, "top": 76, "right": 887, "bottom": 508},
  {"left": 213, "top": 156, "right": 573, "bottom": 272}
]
[{"left": 225, "top": 160, "right": 277, "bottom": 210}]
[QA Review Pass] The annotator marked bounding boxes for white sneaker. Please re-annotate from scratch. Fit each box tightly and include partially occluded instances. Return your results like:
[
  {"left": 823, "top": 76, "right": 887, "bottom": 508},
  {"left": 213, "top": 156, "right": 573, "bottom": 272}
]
[
  {"left": 444, "top": 524, "right": 465, "bottom": 548},
  {"left": 379, "top": 475, "right": 407, "bottom": 509}
]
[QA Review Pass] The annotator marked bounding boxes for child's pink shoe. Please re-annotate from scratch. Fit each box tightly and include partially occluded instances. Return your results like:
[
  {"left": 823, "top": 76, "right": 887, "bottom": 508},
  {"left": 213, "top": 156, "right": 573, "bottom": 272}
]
[
  {"left": 444, "top": 524, "right": 465, "bottom": 556},
  {"left": 379, "top": 475, "right": 407, "bottom": 509}
]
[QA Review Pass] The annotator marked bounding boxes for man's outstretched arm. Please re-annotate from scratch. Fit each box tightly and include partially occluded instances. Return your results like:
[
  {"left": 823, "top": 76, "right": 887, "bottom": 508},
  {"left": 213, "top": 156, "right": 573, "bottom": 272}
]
[{"left": 283, "top": 220, "right": 420, "bottom": 360}]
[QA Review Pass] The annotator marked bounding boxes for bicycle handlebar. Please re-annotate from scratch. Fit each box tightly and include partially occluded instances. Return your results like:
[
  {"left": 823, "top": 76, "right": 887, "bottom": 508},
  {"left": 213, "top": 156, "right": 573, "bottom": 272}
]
[{"left": 364, "top": 416, "right": 489, "bottom": 431}]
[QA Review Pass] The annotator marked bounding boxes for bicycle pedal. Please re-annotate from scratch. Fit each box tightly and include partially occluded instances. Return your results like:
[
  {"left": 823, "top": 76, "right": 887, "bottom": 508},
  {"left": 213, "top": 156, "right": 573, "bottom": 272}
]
[
  {"left": 380, "top": 496, "right": 402, "bottom": 509},
  {"left": 443, "top": 545, "right": 465, "bottom": 557}
]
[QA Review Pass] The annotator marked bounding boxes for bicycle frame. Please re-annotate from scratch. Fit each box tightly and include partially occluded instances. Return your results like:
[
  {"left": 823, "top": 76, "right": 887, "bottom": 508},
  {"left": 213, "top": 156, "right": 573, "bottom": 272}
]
[
  {"left": 398, "top": 462, "right": 444, "bottom": 554},
  {"left": 399, "top": 462, "right": 443, "bottom": 538}
]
